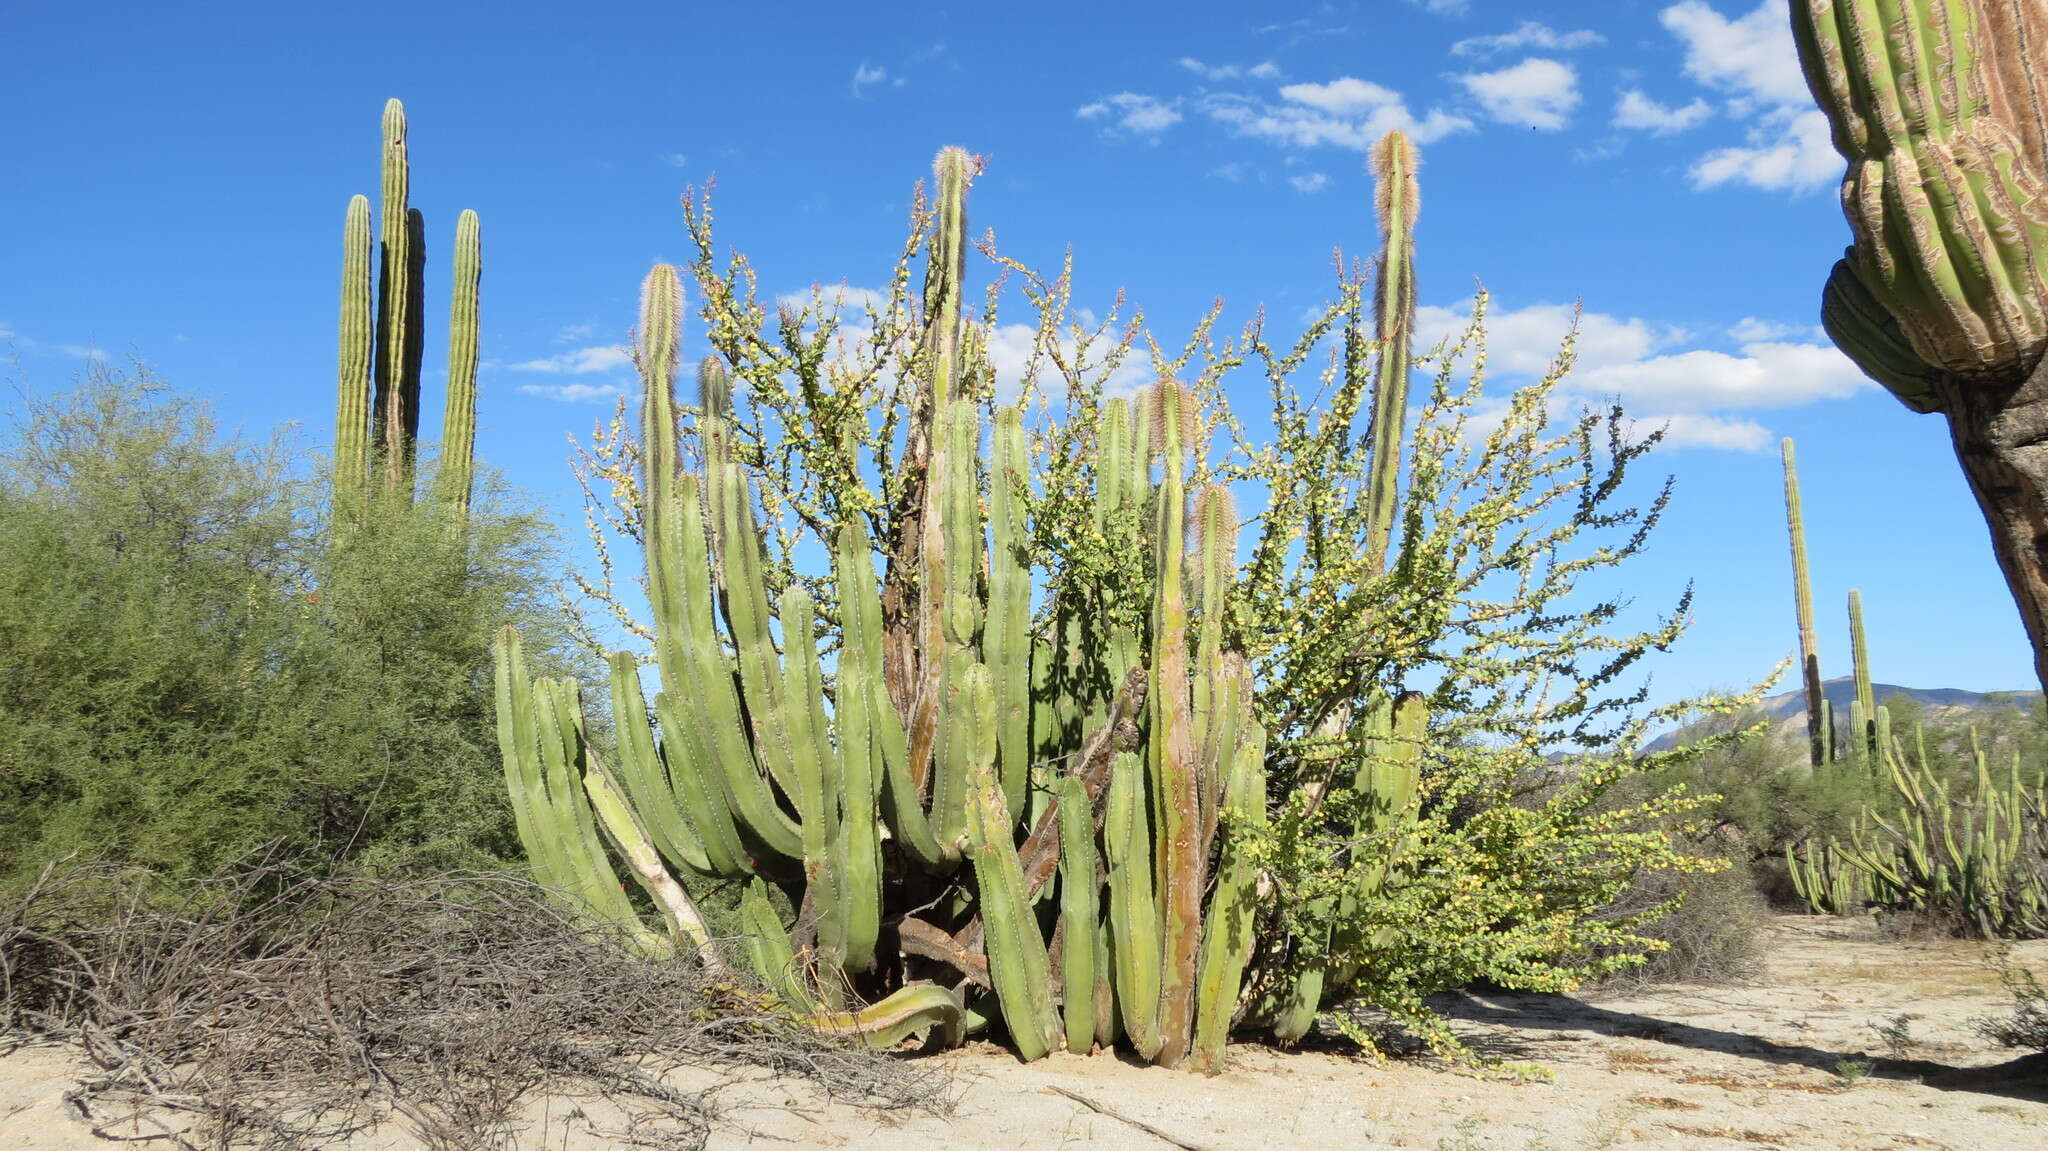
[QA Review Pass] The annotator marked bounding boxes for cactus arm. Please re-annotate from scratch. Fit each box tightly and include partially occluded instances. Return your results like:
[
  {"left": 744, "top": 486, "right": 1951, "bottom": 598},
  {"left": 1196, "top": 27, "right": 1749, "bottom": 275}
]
[
  {"left": 1105, "top": 749, "right": 1163, "bottom": 1060},
  {"left": 605, "top": 652, "right": 719, "bottom": 874},
  {"left": 1191, "top": 722, "right": 1268, "bottom": 1074},
  {"left": 582, "top": 748, "right": 725, "bottom": 966},
  {"left": 780, "top": 585, "right": 843, "bottom": 970},
  {"left": 1056, "top": 775, "right": 1100, "bottom": 1053},
  {"left": 1849, "top": 589, "right": 1878, "bottom": 757},
  {"left": 673, "top": 474, "right": 803, "bottom": 859},
  {"left": 371, "top": 98, "right": 413, "bottom": 491},
  {"left": 740, "top": 878, "right": 814, "bottom": 1010},
  {"left": 804, "top": 984, "right": 966, "bottom": 1051},
  {"left": 494, "top": 629, "right": 569, "bottom": 894},
  {"left": 651, "top": 692, "right": 753, "bottom": 874},
  {"left": 830, "top": 521, "right": 886, "bottom": 966},
  {"left": 439, "top": 209, "right": 479, "bottom": 514},
  {"left": 1149, "top": 382, "right": 1203, "bottom": 1069},
  {"left": 963, "top": 664, "right": 1062, "bottom": 1061},
  {"left": 335, "top": 195, "right": 374, "bottom": 505},
  {"left": 716, "top": 463, "right": 803, "bottom": 800},
  {"left": 988, "top": 405, "right": 1034, "bottom": 820},
  {"left": 841, "top": 520, "right": 946, "bottom": 865}
]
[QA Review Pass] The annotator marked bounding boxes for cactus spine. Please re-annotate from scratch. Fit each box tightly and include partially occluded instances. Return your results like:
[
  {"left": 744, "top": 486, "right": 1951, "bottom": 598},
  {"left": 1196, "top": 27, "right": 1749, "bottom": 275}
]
[
  {"left": 1783, "top": 438, "right": 1826, "bottom": 767},
  {"left": 333, "top": 99, "right": 481, "bottom": 515}
]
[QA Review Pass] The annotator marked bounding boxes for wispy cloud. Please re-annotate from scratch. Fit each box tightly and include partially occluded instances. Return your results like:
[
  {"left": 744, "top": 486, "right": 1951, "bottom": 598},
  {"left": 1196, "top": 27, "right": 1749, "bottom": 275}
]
[
  {"left": 1451, "top": 21, "right": 1604, "bottom": 58},
  {"left": 1614, "top": 89, "right": 1714, "bottom": 134},
  {"left": 1287, "top": 171, "right": 1330, "bottom": 194},
  {"left": 516, "top": 382, "right": 628, "bottom": 404},
  {"left": 851, "top": 61, "right": 901, "bottom": 97},
  {"left": 1457, "top": 58, "right": 1581, "bottom": 131},
  {"left": 507, "top": 345, "right": 632, "bottom": 374},
  {"left": 1200, "top": 78, "right": 1473, "bottom": 150},
  {"left": 1180, "top": 57, "right": 1281, "bottom": 81},
  {"left": 663, "top": 153, "right": 687, "bottom": 168},
  {"left": 1077, "top": 92, "right": 1183, "bottom": 136},
  {"left": 0, "top": 321, "right": 105, "bottom": 360},
  {"left": 1401, "top": 0, "right": 1470, "bottom": 16},
  {"left": 1415, "top": 299, "right": 1866, "bottom": 451}
]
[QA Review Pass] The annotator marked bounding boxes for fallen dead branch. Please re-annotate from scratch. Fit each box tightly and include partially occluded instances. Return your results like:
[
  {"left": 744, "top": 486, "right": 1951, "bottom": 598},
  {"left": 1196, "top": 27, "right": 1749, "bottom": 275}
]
[{"left": 0, "top": 860, "right": 950, "bottom": 1150}]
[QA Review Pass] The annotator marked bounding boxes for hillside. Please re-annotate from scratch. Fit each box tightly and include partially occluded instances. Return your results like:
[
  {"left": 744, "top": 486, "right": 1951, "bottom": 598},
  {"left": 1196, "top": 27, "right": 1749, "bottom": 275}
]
[{"left": 1649, "top": 676, "right": 2040, "bottom": 751}]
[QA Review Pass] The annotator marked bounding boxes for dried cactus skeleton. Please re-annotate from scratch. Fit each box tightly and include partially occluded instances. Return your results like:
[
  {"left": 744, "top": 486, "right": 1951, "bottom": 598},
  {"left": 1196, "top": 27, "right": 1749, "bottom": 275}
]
[{"left": 493, "top": 137, "right": 1432, "bottom": 1070}]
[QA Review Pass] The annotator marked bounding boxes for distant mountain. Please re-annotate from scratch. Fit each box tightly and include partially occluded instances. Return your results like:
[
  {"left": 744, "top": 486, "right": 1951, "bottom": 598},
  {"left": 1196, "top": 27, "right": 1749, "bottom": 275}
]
[{"left": 1648, "top": 677, "right": 2041, "bottom": 751}]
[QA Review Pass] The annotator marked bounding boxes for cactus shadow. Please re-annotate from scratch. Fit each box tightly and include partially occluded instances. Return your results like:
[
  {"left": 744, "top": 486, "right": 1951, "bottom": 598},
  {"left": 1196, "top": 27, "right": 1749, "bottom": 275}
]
[{"left": 1435, "top": 989, "right": 2048, "bottom": 1103}]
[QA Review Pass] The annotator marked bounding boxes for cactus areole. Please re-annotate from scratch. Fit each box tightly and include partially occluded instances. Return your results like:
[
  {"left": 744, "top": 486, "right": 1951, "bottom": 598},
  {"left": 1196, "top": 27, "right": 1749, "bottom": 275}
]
[{"left": 1793, "top": 0, "right": 2048, "bottom": 690}]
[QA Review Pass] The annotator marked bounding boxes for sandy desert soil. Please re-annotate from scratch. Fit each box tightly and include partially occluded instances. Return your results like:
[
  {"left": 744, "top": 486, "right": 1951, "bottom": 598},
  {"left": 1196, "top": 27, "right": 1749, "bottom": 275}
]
[{"left": 4, "top": 914, "right": 2044, "bottom": 1150}]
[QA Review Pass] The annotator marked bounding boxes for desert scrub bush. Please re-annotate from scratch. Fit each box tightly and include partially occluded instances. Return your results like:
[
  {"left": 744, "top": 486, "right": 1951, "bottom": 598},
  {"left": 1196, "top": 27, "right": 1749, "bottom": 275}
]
[
  {"left": 0, "top": 859, "right": 944, "bottom": 1150},
  {"left": 1974, "top": 963, "right": 2048, "bottom": 1054},
  {"left": 0, "top": 366, "right": 579, "bottom": 887},
  {"left": 530, "top": 139, "right": 1761, "bottom": 1069},
  {"left": 1585, "top": 853, "right": 1767, "bottom": 990}
]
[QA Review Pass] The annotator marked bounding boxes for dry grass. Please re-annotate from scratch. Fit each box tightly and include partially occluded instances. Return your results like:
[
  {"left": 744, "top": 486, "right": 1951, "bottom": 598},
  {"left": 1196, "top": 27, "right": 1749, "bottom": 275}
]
[{"left": 0, "top": 861, "right": 949, "bottom": 1150}]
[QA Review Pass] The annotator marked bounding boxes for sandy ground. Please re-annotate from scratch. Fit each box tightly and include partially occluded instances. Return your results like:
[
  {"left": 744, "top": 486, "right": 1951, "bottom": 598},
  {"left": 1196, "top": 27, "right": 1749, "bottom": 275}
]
[{"left": 4, "top": 914, "right": 2045, "bottom": 1150}]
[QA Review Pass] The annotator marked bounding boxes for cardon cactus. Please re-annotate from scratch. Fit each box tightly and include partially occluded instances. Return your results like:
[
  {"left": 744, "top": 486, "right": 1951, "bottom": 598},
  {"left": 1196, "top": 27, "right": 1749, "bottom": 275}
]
[
  {"left": 493, "top": 133, "right": 1436, "bottom": 1069},
  {"left": 333, "top": 98, "right": 481, "bottom": 514},
  {"left": 1781, "top": 438, "right": 1827, "bottom": 767},
  {"left": 1792, "top": 0, "right": 2048, "bottom": 692}
]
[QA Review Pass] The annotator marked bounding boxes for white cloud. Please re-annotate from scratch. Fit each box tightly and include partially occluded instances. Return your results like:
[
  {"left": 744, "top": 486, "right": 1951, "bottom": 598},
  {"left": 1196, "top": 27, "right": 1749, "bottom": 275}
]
[
  {"left": 1451, "top": 22, "right": 1604, "bottom": 58},
  {"left": 1642, "top": 412, "right": 1774, "bottom": 451},
  {"left": 1654, "top": 2, "right": 1840, "bottom": 194},
  {"left": 508, "top": 345, "right": 632, "bottom": 374},
  {"left": 553, "top": 321, "right": 600, "bottom": 344},
  {"left": 1660, "top": 0, "right": 1809, "bottom": 107},
  {"left": 1077, "top": 92, "right": 1183, "bottom": 135},
  {"left": 1729, "top": 316, "right": 1823, "bottom": 342},
  {"left": 517, "top": 382, "right": 629, "bottom": 403},
  {"left": 1690, "top": 106, "right": 1838, "bottom": 191},
  {"left": 1458, "top": 58, "right": 1581, "bottom": 131},
  {"left": 1402, "top": 0, "right": 1470, "bottom": 15},
  {"left": 663, "top": 153, "right": 688, "bottom": 168},
  {"left": 1288, "top": 172, "right": 1330, "bottom": 193},
  {"left": 851, "top": 61, "right": 897, "bottom": 96},
  {"left": 982, "top": 322, "right": 1151, "bottom": 400},
  {"left": 1414, "top": 299, "right": 1866, "bottom": 450},
  {"left": 1614, "top": 89, "right": 1713, "bottom": 134},
  {"left": 1180, "top": 57, "right": 1281, "bottom": 81},
  {"left": 1578, "top": 339, "right": 1866, "bottom": 411},
  {"left": 1201, "top": 81, "right": 1474, "bottom": 151}
]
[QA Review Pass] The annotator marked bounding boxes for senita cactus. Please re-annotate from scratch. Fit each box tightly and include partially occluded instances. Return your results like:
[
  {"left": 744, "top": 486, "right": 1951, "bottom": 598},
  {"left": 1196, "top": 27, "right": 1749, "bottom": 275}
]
[
  {"left": 494, "top": 136, "right": 1447, "bottom": 1068},
  {"left": 1782, "top": 438, "right": 1826, "bottom": 767},
  {"left": 333, "top": 98, "right": 481, "bottom": 514},
  {"left": 1792, "top": 0, "right": 2048, "bottom": 692}
]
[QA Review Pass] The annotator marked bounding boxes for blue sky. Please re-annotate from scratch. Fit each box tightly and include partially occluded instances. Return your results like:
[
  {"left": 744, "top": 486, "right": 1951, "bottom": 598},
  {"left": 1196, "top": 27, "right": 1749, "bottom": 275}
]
[{"left": 2, "top": 0, "right": 2027, "bottom": 701}]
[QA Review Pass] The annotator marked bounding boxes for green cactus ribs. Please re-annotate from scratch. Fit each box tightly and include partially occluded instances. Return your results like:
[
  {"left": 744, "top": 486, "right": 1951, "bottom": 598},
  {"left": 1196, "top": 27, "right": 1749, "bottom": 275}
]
[
  {"left": 492, "top": 129, "right": 1441, "bottom": 1068},
  {"left": 332, "top": 98, "right": 481, "bottom": 517}
]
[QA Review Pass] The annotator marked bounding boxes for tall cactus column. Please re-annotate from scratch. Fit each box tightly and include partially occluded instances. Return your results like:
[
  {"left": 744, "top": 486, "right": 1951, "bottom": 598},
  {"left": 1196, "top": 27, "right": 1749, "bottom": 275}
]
[
  {"left": 1793, "top": 0, "right": 2048, "bottom": 693},
  {"left": 1782, "top": 438, "right": 1827, "bottom": 767}
]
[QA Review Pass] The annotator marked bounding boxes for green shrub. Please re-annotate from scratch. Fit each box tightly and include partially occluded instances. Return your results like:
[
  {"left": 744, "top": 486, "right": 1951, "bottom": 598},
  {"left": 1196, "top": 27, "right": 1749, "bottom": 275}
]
[{"left": 0, "top": 366, "right": 578, "bottom": 886}]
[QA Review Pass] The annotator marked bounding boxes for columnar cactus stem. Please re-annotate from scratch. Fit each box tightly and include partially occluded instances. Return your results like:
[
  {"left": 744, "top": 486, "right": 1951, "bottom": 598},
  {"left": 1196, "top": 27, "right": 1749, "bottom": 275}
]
[
  {"left": 964, "top": 667, "right": 1061, "bottom": 1062},
  {"left": 1148, "top": 380, "right": 1204, "bottom": 1069},
  {"left": 1105, "top": 749, "right": 1163, "bottom": 1059},
  {"left": 1056, "top": 775, "right": 1099, "bottom": 1053},
  {"left": 1364, "top": 131, "right": 1419, "bottom": 570},
  {"left": 372, "top": 99, "right": 416, "bottom": 493},
  {"left": 439, "top": 209, "right": 480, "bottom": 514},
  {"left": 1850, "top": 588, "right": 1877, "bottom": 759},
  {"left": 1783, "top": 438, "right": 1826, "bottom": 767},
  {"left": 988, "top": 406, "right": 1033, "bottom": 820},
  {"left": 335, "top": 195, "right": 373, "bottom": 505}
]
